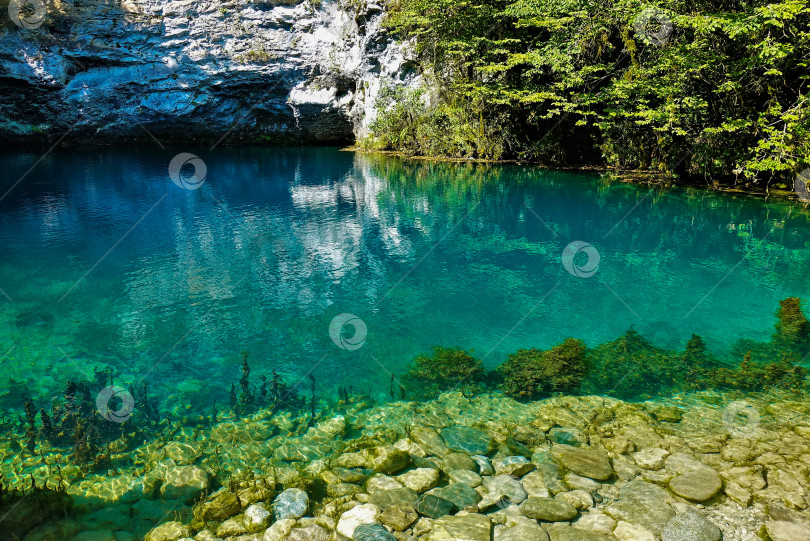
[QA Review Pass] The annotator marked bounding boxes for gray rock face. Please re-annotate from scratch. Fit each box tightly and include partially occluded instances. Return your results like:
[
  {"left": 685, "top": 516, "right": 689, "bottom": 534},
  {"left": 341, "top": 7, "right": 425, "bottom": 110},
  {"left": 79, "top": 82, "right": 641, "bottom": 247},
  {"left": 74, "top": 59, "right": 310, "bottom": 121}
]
[{"left": 0, "top": 0, "right": 416, "bottom": 143}]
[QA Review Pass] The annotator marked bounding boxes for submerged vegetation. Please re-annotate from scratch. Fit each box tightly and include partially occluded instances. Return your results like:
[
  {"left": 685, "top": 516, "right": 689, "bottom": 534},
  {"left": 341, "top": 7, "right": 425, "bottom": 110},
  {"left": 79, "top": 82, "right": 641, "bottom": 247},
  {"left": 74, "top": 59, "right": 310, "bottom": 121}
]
[
  {"left": 400, "top": 346, "right": 488, "bottom": 399},
  {"left": 498, "top": 338, "right": 589, "bottom": 399},
  {"left": 366, "top": 0, "right": 810, "bottom": 188},
  {"left": 402, "top": 297, "right": 810, "bottom": 400}
]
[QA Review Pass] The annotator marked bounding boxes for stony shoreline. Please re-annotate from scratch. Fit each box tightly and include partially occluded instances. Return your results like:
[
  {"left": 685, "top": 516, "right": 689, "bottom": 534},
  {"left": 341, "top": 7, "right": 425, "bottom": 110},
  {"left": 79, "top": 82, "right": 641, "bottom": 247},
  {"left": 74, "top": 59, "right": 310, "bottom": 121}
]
[{"left": 5, "top": 389, "right": 810, "bottom": 541}]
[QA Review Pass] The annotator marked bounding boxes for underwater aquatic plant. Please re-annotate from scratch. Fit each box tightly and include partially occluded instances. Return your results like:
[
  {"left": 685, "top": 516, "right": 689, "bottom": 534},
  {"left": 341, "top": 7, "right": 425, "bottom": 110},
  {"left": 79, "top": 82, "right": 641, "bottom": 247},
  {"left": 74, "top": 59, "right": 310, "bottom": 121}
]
[
  {"left": 0, "top": 474, "right": 72, "bottom": 539},
  {"left": 680, "top": 334, "right": 723, "bottom": 389},
  {"left": 774, "top": 297, "right": 810, "bottom": 354},
  {"left": 229, "top": 352, "right": 306, "bottom": 416},
  {"left": 400, "top": 346, "right": 486, "bottom": 400},
  {"left": 711, "top": 351, "right": 808, "bottom": 391},
  {"left": 498, "top": 338, "right": 589, "bottom": 399},
  {"left": 583, "top": 329, "right": 681, "bottom": 399}
]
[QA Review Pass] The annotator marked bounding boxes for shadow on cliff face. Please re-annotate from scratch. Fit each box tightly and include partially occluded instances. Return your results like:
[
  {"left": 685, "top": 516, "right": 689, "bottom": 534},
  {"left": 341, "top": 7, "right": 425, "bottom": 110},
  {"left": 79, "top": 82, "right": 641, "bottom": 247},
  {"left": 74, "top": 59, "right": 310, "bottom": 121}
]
[{"left": 0, "top": 0, "right": 399, "bottom": 144}]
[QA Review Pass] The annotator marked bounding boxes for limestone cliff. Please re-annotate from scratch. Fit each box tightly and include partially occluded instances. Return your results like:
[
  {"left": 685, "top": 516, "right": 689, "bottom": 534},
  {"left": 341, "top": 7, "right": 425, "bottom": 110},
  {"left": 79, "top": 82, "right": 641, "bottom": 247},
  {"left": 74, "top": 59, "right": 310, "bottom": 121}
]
[{"left": 0, "top": 0, "right": 415, "bottom": 143}]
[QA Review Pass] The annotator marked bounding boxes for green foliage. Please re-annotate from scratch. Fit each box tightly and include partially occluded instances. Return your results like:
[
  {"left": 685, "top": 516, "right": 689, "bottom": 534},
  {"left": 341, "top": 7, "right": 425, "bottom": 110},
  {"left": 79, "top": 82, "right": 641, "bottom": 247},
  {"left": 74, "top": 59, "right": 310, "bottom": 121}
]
[
  {"left": 371, "top": 0, "right": 810, "bottom": 185},
  {"left": 400, "top": 346, "right": 487, "bottom": 399},
  {"left": 499, "top": 338, "right": 588, "bottom": 399},
  {"left": 365, "top": 83, "right": 511, "bottom": 159}
]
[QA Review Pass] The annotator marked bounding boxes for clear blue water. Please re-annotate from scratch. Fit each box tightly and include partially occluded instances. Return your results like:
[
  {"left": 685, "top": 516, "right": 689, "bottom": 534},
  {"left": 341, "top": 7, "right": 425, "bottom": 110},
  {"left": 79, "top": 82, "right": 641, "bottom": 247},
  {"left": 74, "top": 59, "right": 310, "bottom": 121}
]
[{"left": 1, "top": 146, "right": 808, "bottom": 414}]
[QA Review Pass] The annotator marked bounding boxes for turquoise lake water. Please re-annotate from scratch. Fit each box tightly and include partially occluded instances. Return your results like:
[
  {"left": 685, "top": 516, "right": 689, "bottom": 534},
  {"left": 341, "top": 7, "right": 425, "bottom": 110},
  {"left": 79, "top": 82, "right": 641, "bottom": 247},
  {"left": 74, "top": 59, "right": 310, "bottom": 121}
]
[{"left": 1, "top": 146, "right": 808, "bottom": 415}]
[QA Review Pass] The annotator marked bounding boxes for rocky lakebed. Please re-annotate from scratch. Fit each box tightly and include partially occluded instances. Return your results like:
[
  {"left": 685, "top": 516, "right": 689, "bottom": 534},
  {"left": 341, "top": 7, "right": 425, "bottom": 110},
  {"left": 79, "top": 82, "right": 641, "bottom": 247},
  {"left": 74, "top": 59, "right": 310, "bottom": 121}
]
[{"left": 4, "top": 390, "right": 810, "bottom": 541}]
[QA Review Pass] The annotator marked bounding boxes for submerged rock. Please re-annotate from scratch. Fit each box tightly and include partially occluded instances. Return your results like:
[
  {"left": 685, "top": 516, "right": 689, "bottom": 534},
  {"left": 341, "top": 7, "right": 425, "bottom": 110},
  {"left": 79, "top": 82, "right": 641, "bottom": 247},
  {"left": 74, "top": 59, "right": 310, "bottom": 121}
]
[
  {"left": 428, "top": 513, "right": 492, "bottom": 541},
  {"left": 272, "top": 488, "right": 309, "bottom": 520},
  {"left": 159, "top": 466, "right": 209, "bottom": 503},
  {"left": 415, "top": 494, "right": 456, "bottom": 519},
  {"left": 338, "top": 503, "right": 381, "bottom": 539},
  {"left": 143, "top": 521, "right": 190, "bottom": 541},
  {"left": 668, "top": 471, "right": 723, "bottom": 502},
  {"left": 199, "top": 490, "right": 241, "bottom": 521},
  {"left": 520, "top": 497, "right": 579, "bottom": 522},
  {"left": 353, "top": 522, "right": 398, "bottom": 541},
  {"left": 497, "top": 523, "right": 551, "bottom": 541},
  {"left": 441, "top": 426, "right": 495, "bottom": 455},
  {"left": 661, "top": 511, "right": 722, "bottom": 541},
  {"left": 379, "top": 505, "right": 418, "bottom": 531},
  {"left": 551, "top": 445, "right": 613, "bottom": 481}
]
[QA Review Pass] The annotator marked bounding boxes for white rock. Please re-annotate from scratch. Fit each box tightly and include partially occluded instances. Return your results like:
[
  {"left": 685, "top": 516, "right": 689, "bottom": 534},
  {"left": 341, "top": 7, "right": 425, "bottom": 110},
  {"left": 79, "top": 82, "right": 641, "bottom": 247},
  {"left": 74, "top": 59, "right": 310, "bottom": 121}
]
[
  {"left": 633, "top": 448, "right": 670, "bottom": 470},
  {"left": 337, "top": 503, "right": 380, "bottom": 539},
  {"left": 614, "top": 521, "right": 657, "bottom": 541},
  {"left": 397, "top": 468, "right": 440, "bottom": 493}
]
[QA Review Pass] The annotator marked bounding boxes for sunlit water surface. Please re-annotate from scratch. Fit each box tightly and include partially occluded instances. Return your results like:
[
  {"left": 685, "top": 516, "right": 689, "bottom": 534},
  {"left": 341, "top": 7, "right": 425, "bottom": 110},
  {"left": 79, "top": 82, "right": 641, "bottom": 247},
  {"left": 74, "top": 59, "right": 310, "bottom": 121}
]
[{"left": 1, "top": 147, "right": 808, "bottom": 415}]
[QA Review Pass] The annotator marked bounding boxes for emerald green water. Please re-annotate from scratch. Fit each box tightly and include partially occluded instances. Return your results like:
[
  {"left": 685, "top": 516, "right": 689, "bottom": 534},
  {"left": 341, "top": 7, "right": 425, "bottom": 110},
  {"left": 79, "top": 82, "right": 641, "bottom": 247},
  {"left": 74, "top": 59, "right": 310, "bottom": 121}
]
[{"left": 0, "top": 147, "right": 808, "bottom": 415}]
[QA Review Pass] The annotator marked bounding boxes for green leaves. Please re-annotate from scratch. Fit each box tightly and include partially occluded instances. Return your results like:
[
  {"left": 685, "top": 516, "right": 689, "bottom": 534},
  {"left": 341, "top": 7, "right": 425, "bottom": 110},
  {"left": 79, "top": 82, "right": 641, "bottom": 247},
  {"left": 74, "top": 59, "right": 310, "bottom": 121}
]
[{"left": 370, "top": 0, "right": 810, "bottom": 182}]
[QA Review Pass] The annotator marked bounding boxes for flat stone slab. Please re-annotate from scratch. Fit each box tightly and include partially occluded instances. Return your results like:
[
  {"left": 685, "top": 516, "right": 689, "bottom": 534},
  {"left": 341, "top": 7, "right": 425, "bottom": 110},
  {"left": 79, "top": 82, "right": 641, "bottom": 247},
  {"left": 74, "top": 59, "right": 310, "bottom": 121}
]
[
  {"left": 520, "top": 497, "right": 578, "bottom": 522},
  {"left": 368, "top": 488, "right": 419, "bottom": 511},
  {"left": 441, "top": 426, "right": 495, "bottom": 456},
  {"left": 662, "top": 511, "right": 722, "bottom": 541},
  {"left": 551, "top": 445, "right": 613, "bottom": 481},
  {"left": 430, "top": 482, "right": 482, "bottom": 509},
  {"left": 415, "top": 494, "right": 456, "bottom": 519},
  {"left": 428, "top": 513, "right": 492, "bottom": 541},
  {"left": 669, "top": 471, "right": 723, "bottom": 502}
]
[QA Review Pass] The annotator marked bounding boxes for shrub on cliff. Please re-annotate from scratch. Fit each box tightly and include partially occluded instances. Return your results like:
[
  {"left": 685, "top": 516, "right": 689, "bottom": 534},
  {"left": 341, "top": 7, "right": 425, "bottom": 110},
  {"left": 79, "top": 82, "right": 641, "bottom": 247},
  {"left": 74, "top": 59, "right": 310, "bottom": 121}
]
[
  {"left": 499, "top": 338, "right": 588, "bottom": 399},
  {"left": 400, "top": 346, "right": 487, "bottom": 399}
]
